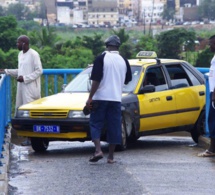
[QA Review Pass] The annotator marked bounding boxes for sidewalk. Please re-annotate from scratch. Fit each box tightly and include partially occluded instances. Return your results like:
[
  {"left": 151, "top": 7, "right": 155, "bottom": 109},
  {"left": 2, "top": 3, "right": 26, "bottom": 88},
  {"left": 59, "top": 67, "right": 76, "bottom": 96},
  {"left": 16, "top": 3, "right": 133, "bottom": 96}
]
[{"left": 0, "top": 127, "right": 11, "bottom": 195}]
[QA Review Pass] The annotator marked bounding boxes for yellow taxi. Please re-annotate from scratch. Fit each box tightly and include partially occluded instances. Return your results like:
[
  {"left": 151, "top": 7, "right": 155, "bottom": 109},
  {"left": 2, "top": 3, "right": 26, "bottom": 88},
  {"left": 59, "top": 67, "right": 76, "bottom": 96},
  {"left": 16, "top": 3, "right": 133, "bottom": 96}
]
[{"left": 11, "top": 51, "right": 206, "bottom": 152}]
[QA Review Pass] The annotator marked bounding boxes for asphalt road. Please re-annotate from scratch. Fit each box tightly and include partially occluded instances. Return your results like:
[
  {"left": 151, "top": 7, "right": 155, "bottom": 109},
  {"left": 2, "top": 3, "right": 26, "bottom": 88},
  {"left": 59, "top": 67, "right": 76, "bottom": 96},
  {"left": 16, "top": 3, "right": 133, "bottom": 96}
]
[{"left": 8, "top": 134, "right": 215, "bottom": 195}]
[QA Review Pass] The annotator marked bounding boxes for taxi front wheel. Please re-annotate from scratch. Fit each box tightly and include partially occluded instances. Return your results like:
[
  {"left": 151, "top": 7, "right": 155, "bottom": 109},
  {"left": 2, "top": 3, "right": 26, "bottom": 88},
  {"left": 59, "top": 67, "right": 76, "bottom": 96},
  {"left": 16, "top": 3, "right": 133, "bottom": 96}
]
[
  {"left": 116, "top": 116, "right": 127, "bottom": 151},
  {"left": 31, "top": 138, "right": 49, "bottom": 152}
]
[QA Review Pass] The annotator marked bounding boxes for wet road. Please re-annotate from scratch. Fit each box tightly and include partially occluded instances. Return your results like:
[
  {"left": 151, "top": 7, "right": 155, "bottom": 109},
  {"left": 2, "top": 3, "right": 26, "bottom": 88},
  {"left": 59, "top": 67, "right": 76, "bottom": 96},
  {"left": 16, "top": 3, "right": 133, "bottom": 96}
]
[{"left": 8, "top": 135, "right": 215, "bottom": 195}]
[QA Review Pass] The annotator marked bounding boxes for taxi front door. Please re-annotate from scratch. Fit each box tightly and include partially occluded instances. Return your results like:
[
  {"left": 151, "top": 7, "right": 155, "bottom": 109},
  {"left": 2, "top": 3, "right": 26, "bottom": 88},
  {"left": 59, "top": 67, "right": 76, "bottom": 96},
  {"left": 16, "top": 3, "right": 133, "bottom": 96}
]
[{"left": 137, "top": 90, "right": 177, "bottom": 132}]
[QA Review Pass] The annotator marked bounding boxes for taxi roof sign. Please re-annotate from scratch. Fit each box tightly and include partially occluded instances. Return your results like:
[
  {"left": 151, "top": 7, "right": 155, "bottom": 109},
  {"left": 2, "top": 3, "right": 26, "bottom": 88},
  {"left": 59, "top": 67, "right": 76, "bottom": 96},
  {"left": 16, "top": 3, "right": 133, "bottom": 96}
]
[{"left": 136, "top": 51, "right": 157, "bottom": 59}]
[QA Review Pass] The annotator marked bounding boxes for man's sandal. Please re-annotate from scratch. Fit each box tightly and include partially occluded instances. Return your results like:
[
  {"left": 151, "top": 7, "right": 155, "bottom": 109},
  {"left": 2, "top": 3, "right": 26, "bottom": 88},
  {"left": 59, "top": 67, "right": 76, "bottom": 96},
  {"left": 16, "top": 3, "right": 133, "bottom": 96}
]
[{"left": 198, "top": 150, "right": 215, "bottom": 157}]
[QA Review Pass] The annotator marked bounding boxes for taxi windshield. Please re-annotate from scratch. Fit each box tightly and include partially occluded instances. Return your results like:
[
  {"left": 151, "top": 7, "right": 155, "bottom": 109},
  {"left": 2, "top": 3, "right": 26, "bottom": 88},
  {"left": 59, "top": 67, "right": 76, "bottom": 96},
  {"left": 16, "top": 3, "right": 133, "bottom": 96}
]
[{"left": 64, "top": 66, "right": 141, "bottom": 93}]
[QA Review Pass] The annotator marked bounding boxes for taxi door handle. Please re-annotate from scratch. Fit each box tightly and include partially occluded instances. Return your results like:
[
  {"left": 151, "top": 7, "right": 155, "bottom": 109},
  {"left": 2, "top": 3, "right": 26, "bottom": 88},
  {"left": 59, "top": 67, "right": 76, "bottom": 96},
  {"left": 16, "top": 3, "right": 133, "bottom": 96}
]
[
  {"left": 166, "top": 96, "right": 172, "bottom": 101},
  {"left": 199, "top": 91, "right": 205, "bottom": 96}
]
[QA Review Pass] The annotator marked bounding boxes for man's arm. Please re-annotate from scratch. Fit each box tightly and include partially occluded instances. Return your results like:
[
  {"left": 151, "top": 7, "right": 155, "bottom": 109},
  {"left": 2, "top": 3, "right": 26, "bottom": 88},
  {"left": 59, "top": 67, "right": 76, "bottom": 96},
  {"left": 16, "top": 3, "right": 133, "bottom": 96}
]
[
  {"left": 124, "top": 59, "right": 132, "bottom": 84},
  {"left": 86, "top": 81, "right": 100, "bottom": 108},
  {"left": 0, "top": 69, "right": 5, "bottom": 74}
]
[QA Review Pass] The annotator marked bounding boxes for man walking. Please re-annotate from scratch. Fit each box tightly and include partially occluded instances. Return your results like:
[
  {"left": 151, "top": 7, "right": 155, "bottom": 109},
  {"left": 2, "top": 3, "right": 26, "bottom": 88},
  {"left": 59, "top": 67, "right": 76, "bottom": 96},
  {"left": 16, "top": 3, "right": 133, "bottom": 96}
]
[
  {"left": 86, "top": 35, "right": 132, "bottom": 163},
  {"left": 0, "top": 35, "right": 43, "bottom": 146},
  {"left": 198, "top": 35, "right": 215, "bottom": 157}
]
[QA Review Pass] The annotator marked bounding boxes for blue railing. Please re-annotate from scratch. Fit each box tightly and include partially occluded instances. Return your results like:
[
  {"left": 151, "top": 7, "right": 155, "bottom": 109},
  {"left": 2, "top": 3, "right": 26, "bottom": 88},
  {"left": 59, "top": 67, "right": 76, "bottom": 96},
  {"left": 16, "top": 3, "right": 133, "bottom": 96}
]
[
  {"left": 0, "top": 67, "right": 211, "bottom": 159},
  {"left": 0, "top": 74, "right": 11, "bottom": 157}
]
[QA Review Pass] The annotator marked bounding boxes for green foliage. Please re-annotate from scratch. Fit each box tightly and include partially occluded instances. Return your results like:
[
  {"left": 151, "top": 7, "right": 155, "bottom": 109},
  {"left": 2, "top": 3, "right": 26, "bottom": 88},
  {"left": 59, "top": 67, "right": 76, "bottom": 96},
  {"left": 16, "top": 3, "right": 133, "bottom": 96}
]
[
  {"left": 5, "top": 49, "right": 19, "bottom": 69},
  {"left": 112, "top": 28, "right": 129, "bottom": 44},
  {"left": 195, "top": 48, "right": 213, "bottom": 67},
  {"left": 156, "top": 28, "right": 196, "bottom": 59},
  {"left": 0, "top": 16, "right": 25, "bottom": 52},
  {"left": 18, "top": 21, "right": 41, "bottom": 31},
  {"left": 28, "top": 27, "right": 60, "bottom": 48},
  {"left": 82, "top": 33, "right": 105, "bottom": 57},
  {"left": 7, "top": 3, "right": 30, "bottom": 21},
  {"left": 119, "top": 42, "right": 134, "bottom": 59},
  {"left": 0, "top": 49, "right": 6, "bottom": 68},
  {"left": 135, "top": 35, "right": 158, "bottom": 54},
  {"left": 198, "top": 0, "right": 215, "bottom": 21},
  {"left": 0, "top": 6, "right": 6, "bottom": 16},
  {"left": 0, "top": 49, "right": 18, "bottom": 69}
]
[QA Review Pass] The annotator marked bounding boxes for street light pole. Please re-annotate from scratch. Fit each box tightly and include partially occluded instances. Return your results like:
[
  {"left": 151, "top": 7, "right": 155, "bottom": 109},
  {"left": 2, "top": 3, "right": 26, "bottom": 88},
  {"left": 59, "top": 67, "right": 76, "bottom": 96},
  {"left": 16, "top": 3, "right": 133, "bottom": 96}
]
[{"left": 143, "top": 9, "right": 145, "bottom": 34}]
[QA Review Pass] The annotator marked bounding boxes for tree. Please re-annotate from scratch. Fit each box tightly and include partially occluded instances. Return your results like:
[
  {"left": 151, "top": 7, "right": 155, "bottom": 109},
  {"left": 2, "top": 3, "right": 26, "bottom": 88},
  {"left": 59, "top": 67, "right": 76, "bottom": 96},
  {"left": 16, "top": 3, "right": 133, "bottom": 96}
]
[
  {"left": 135, "top": 35, "right": 158, "bottom": 54},
  {"left": 28, "top": 27, "right": 60, "bottom": 48},
  {"left": 198, "top": 0, "right": 215, "bottom": 21},
  {"left": 195, "top": 48, "right": 212, "bottom": 67},
  {"left": 156, "top": 28, "right": 196, "bottom": 59},
  {"left": 119, "top": 42, "right": 134, "bottom": 59},
  {"left": 7, "top": 3, "right": 30, "bottom": 21},
  {"left": 162, "top": 4, "right": 175, "bottom": 22},
  {"left": 0, "top": 16, "right": 25, "bottom": 52},
  {"left": 112, "top": 28, "right": 129, "bottom": 45},
  {"left": 82, "top": 33, "right": 104, "bottom": 57},
  {"left": 0, "top": 6, "right": 6, "bottom": 17}
]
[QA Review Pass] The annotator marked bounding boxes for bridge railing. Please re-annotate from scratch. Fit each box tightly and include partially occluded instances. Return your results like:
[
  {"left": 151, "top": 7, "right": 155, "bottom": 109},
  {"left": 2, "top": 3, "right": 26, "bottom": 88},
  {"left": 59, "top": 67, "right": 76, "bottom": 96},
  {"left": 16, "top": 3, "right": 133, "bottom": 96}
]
[
  {"left": 0, "top": 67, "right": 210, "bottom": 162},
  {"left": 0, "top": 74, "right": 11, "bottom": 167}
]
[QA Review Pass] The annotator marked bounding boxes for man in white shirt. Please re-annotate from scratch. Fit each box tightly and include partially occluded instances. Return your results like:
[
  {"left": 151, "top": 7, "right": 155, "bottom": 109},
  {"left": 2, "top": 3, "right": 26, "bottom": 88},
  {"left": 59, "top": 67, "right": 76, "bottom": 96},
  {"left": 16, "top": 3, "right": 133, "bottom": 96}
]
[
  {"left": 86, "top": 35, "right": 132, "bottom": 163},
  {"left": 0, "top": 35, "right": 43, "bottom": 146},
  {"left": 198, "top": 35, "right": 215, "bottom": 157}
]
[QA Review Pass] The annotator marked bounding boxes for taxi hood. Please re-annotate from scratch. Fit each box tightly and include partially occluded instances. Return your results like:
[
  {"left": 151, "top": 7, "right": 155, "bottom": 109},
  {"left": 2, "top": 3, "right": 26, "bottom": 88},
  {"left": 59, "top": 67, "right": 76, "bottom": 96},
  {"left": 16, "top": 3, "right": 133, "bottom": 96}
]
[{"left": 19, "top": 92, "right": 89, "bottom": 110}]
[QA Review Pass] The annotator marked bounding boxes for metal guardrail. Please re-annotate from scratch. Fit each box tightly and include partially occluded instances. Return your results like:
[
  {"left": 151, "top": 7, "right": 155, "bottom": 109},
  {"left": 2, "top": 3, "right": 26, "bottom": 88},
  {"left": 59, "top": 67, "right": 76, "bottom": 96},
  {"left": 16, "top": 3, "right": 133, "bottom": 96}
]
[
  {"left": 0, "top": 67, "right": 210, "bottom": 160},
  {"left": 0, "top": 74, "right": 11, "bottom": 158}
]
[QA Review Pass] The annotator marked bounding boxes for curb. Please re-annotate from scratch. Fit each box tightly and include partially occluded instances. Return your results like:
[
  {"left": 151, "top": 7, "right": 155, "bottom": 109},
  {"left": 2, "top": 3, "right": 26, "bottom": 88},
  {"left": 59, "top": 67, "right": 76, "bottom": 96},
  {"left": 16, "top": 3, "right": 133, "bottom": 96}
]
[{"left": 0, "top": 127, "right": 11, "bottom": 195}]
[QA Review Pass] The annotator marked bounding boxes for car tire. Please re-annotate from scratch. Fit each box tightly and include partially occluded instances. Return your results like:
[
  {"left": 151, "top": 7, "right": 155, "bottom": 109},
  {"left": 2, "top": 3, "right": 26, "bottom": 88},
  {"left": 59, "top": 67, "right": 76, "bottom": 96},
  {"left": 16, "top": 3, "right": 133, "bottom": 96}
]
[
  {"left": 31, "top": 138, "right": 49, "bottom": 152},
  {"left": 190, "top": 110, "right": 205, "bottom": 143},
  {"left": 116, "top": 116, "right": 127, "bottom": 151}
]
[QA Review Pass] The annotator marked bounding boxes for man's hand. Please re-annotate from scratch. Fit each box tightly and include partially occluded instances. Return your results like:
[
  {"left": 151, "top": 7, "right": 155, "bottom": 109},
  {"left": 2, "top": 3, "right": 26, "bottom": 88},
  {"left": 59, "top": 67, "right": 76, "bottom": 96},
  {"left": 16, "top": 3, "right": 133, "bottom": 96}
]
[
  {"left": 86, "top": 98, "right": 93, "bottom": 110},
  {"left": 17, "top": 76, "right": 24, "bottom": 82},
  {"left": 0, "top": 69, "right": 5, "bottom": 74}
]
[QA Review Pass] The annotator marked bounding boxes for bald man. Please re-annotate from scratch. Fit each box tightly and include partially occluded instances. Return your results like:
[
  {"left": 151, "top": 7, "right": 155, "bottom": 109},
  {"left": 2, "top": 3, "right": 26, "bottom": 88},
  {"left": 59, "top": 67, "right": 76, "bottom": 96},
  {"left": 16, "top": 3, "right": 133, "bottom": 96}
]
[{"left": 0, "top": 35, "right": 43, "bottom": 146}]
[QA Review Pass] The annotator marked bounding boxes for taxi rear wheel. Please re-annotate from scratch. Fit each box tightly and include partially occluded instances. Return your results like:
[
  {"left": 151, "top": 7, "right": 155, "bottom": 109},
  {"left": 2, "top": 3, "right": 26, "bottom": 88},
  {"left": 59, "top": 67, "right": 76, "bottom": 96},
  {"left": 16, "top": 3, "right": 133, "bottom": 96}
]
[
  {"left": 116, "top": 116, "right": 127, "bottom": 151},
  {"left": 31, "top": 138, "right": 49, "bottom": 152},
  {"left": 190, "top": 110, "right": 205, "bottom": 143}
]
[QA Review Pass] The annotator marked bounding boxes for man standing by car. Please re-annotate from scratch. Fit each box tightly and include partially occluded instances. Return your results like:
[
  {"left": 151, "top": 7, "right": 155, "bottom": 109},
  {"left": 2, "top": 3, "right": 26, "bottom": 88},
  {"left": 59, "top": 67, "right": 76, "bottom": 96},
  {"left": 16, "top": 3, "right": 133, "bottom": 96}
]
[
  {"left": 0, "top": 35, "right": 43, "bottom": 146},
  {"left": 86, "top": 35, "right": 132, "bottom": 163},
  {"left": 198, "top": 35, "right": 215, "bottom": 157}
]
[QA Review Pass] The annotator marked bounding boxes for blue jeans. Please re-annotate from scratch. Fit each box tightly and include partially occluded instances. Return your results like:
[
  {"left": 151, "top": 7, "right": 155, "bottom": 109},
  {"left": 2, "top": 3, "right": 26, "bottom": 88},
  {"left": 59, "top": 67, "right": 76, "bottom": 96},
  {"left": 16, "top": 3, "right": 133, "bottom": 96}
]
[{"left": 90, "top": 100, "right": 122, "bottom": 144}]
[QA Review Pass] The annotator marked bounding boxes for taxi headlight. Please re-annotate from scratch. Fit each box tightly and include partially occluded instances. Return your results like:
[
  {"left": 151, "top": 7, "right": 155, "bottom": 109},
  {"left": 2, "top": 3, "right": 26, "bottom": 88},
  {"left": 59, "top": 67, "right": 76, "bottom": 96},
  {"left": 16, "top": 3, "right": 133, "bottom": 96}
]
[
  {"left": 16, "top": 110, "right": 30, "bottom": 118},
  {"left": 68, "top": 111, "right": 89, "bottom": 118}
]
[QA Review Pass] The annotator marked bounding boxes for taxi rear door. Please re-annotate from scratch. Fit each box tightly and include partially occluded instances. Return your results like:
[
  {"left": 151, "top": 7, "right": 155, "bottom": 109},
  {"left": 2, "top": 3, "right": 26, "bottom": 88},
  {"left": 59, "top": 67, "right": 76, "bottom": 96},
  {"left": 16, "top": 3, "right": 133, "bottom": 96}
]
[{"left": 165, "top": 63, "right": 205, "bottom": 126}]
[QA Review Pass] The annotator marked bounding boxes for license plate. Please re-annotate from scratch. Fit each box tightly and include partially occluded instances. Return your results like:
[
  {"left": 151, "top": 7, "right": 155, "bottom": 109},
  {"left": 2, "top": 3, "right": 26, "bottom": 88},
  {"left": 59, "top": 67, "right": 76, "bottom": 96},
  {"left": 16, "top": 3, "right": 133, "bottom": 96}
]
[{"left": 33, "top": 125, "right": 60, "bottom": 133}]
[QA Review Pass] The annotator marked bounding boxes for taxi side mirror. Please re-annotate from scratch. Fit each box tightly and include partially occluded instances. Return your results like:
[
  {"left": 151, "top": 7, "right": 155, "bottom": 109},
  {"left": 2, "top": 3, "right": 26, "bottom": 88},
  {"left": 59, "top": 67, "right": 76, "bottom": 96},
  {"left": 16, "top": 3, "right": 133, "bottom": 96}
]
[
  {"left": 61, "top": 84, "right": 67, "bottom": 92},
  {"left": 139, "top": 85, "right": 155, "bottom": 94}
]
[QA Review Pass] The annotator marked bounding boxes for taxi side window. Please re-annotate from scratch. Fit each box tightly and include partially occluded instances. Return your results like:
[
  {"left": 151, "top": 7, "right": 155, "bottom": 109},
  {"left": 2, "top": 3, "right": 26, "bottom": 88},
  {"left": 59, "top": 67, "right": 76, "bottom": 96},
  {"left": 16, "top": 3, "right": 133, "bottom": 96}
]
[
  {"left": 143, "top": 67, "right": 168, "bottom": 92},
  {"left": 165, "top": 64, "right": 191, "bottom": 88}
]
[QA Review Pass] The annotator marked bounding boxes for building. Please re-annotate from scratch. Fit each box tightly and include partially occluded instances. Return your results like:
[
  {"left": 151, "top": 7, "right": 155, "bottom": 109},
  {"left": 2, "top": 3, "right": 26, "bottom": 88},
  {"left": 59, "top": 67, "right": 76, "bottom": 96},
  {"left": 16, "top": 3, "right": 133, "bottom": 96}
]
[
  {"left": 141, "top": 0, "right": 164, "bottom": 25},
  {"left": 118, "top": 0, "right": 133, "bottom": 15},
  {"left": 88, "top": 0, "right": 119, "bottom": 26}
]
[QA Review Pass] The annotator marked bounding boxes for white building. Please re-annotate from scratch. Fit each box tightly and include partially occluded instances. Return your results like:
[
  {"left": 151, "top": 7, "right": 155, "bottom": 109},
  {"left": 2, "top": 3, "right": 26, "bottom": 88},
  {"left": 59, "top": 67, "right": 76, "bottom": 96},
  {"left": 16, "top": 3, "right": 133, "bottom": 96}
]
[
  {"left": 0, "top": 0, "right": 18, "bottom": 7},
  {"left": 57, "top": 5, "right": 71, "bottom": 24},
  {"left": 141, "top": 0, "right": 164, "bottom": 25}
]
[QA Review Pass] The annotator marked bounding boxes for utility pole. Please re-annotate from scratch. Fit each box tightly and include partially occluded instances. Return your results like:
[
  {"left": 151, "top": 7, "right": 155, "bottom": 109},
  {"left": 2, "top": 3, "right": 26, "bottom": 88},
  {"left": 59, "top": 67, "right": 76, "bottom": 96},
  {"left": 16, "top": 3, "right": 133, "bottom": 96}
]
[
  {"left": 143, "top": 9, "right": 145, "bottom": 34},
  {"left": 149, "top": 0, "right": 155, "bottom": 36}
]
